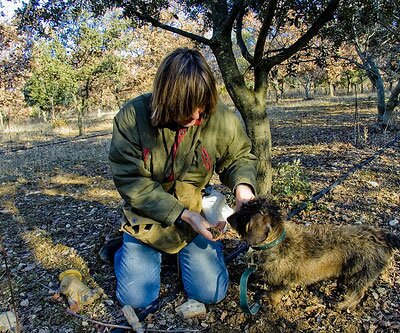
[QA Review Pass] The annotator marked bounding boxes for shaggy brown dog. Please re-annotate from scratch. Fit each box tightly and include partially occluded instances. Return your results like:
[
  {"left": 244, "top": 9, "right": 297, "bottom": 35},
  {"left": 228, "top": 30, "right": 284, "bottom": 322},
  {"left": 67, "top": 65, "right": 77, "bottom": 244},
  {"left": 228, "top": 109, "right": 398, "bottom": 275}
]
[{"left": 227, "top": 198, "right": 400, "bottom": 310}]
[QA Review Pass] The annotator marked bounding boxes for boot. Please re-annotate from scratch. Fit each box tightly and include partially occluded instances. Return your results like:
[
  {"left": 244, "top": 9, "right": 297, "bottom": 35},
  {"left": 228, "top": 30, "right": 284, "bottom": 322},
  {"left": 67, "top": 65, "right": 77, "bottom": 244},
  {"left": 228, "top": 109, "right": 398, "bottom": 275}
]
[{"left": 98, "top": 236, "right": 123, "bottom": 264}]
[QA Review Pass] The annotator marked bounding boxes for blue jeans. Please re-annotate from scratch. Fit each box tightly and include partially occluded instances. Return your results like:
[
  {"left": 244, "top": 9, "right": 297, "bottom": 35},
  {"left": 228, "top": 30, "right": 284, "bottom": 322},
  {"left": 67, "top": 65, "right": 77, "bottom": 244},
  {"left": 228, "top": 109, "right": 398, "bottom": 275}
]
[{"left": 114, "top": 232, "right": 229, "bottom": 308}]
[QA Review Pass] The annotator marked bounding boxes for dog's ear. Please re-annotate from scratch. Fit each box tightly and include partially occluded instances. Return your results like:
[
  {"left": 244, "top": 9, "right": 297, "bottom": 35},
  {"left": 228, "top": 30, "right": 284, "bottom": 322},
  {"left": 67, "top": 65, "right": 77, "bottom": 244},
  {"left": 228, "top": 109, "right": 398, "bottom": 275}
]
[
  {"left": 227, "top": 211, "right": 249, "bottom": 238},
  {"left": 227, "top": 212, "right": 238, "bottom": 230},
  {"left": 267, "top": 199, "right": 285, "bottom": 224}
]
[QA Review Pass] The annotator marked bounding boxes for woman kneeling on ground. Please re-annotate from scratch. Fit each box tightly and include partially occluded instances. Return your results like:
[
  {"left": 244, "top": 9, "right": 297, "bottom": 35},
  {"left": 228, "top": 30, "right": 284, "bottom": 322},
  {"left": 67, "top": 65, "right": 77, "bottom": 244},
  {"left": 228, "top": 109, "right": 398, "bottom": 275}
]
[{"left": 109, "top": 47, "right": 258, "bottom": 317}]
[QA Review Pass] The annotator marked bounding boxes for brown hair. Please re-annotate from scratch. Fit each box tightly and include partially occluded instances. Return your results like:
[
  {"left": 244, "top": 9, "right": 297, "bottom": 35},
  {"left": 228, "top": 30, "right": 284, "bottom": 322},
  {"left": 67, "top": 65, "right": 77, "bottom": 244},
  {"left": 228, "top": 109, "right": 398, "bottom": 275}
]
[{"left": 151, "top": 48, "right": 218, "bottom": 126}]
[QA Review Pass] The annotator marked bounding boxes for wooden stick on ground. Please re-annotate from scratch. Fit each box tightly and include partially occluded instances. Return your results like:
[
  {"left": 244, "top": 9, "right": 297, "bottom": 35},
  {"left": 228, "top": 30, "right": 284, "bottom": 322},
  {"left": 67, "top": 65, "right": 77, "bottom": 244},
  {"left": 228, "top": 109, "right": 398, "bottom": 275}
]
[
  {"left": 66, "top": 309, "right": 131, "bottom": 330},
  {"left": 122, "top": 305, "right": 144, "bottom": 333}
]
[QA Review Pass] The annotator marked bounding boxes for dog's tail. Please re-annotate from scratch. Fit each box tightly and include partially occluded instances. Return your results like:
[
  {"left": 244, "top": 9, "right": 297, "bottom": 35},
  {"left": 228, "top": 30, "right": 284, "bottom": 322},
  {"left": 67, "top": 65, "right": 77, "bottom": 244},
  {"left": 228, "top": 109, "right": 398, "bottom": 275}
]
[{"left": 383, "top": 231, "right": 400, "bottom": 250}]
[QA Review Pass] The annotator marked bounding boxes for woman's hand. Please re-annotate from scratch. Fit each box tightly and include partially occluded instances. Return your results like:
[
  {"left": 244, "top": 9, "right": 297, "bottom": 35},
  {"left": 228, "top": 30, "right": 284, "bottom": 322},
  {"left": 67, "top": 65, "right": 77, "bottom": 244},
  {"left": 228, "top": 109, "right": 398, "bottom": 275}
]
[
  {"left": 235, "top": 184, "right": 255, "bottom": 210},
  {"left": 180, "top": 209, "right": 215, "bottom": 241}
]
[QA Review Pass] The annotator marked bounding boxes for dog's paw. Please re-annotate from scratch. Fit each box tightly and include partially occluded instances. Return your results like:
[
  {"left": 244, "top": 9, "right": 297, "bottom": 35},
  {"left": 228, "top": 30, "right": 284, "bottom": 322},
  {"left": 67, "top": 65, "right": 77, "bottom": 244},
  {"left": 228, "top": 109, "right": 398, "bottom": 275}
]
[
  {"left": 336, "top": 289, "right": 365, "bottom": 311},
  {"left": 335, "top": 301, "right": 349, "bottom": 311},
  {"left": 269, "top": 290, "right": 284, "bottom": 305},
  {"left": 335, "top": 297, "right": 359, "bottom": 311}
]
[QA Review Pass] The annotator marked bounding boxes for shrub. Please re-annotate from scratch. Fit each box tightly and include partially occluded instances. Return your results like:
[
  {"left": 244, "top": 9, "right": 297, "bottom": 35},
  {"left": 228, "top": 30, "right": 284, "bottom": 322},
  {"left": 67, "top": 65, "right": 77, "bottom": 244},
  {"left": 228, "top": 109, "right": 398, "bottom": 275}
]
[
  {"left": 51, "top": 118, "right": 69, "bottom": 128},
  {"left": 272, "top": 159, "right": 312, "bottom": 203}
]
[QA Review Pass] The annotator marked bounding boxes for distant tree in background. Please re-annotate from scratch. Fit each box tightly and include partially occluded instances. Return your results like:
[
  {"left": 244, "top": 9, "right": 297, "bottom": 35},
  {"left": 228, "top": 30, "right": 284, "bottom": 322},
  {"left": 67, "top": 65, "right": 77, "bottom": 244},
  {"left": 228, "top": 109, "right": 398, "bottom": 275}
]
[
  {"left": 0, "top": 21, "right": 28, "bottom": 131},
  {"left": 15, "top": 7, "right": 197, "bottom": 134},
  {"left": 325, "top": 45, "right": 361, "bottom": 97},
  {"left": 23, "top": 11, "right": 135, "bottom": 135},
  {"left": 24, "top": 38, "right": 75, "bottom": 121},
  {"left": 326, "top": 0, "right": 400, "bottom": 126}
]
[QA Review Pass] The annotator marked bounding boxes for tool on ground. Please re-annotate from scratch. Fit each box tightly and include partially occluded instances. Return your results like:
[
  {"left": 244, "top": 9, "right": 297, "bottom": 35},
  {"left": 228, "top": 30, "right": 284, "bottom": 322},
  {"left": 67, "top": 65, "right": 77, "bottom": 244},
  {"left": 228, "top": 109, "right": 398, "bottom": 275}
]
[
  {"left": 59, "top": 269, "right": 103, "bottom": 310},
  {"left": 122, "top": 305, "right": 144, "bottom": 333}
]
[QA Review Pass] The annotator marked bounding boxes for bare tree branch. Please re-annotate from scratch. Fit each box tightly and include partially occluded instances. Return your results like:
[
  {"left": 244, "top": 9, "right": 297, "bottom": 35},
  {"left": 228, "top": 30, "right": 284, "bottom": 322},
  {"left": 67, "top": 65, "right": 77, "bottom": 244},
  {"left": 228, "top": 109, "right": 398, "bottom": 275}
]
[
  {"left": 220, "top": 0, "right": 244, "bottom": 35},
  {"left": 134, "top": 10, "right": 211, "bottom": 45},
  {"left": 265, "top": 0, "right": 340, "bottom": 70},
  {"left": 236, "top": 9, "right": 254, "bottom": 65},
  {"left": 254, "top": 0, "right": 278, "bottom": 65}
]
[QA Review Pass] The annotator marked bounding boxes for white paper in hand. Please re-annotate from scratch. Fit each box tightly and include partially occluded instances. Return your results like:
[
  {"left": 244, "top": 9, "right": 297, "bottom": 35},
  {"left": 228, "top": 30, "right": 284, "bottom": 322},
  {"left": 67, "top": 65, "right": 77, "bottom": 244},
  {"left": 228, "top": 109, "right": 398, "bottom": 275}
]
[{"left": 202, "top": 187, "right": 234, "bottom": 232}]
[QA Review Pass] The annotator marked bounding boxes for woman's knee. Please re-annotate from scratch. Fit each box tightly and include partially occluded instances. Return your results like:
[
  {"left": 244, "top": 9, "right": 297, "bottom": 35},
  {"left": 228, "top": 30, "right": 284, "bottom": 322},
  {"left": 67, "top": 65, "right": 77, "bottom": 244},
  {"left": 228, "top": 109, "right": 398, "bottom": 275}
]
[
  {"left": 187, "top": 272, "right": 229, "bottom": 304},
  {"left": 114, "top": 234, "right": 161, "bottom": 308},
  {"left": 115, "top": 278, "right": 159, "bottom": 308},
  {"left": 180, "top": 236, "right": 229, "bottom": 304}
]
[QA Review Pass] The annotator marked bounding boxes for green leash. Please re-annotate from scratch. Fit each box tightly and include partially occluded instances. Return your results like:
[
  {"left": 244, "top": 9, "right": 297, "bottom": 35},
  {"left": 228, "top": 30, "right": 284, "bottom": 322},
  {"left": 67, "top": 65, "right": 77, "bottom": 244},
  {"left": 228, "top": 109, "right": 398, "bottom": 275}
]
[
  {"left": 239, "top": 265, "right": 261, "bottom": 314},
  {"left": 239, "top": 228, "right": 287, "bottom": 315}
]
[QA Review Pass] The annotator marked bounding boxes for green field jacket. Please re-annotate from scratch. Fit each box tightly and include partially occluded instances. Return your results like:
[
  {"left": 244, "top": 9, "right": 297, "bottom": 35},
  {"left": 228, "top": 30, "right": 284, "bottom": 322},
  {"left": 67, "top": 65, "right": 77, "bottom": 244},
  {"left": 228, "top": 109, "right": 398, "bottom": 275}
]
[{"left": 109, "top": 93, "right": 257, "bottom": 251}]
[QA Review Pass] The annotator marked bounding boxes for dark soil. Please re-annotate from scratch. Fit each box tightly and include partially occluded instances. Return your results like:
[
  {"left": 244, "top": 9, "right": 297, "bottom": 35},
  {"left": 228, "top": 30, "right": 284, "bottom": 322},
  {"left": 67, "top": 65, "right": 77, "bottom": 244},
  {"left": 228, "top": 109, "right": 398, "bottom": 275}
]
[{"left": 0, "top": 95, "right": 399, "bottom": 333}]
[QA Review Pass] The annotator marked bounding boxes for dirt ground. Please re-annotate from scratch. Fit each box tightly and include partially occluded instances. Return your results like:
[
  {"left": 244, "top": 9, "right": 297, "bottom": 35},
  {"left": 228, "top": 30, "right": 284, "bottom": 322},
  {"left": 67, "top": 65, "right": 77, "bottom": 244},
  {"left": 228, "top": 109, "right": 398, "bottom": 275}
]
[{"left": 0, "top": 95, "right": 399, "bottom": 332}]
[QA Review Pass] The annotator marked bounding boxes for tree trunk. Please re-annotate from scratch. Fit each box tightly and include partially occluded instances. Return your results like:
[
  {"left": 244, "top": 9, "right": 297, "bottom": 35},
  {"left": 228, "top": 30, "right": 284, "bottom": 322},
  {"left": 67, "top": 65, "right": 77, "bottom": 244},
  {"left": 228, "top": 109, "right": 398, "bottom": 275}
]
[
  {"left": 50, "top": 94, "right": 55, "bottom": 121},
  {"left": 372, "top": 70, "right": 386, "bottom": 121},
  {"left": 346, "top": 80, "right": 351, "bottom": 95},
  {"left": 211, "top": 44, "right": 272, "bottom": 194},
  {"left": 246, "top": 110, "right": 273, "bottom": 196},
  {"left": 75, "top": 95, "right": 85, "bottom": 136},
  {"left": 78, "top": 80, "right": 90, "bottom": 136},
  {"left": 381, "top": 79, "right": 400, "bottom": 126},
  {"left": 0, "top": 110, "right": 4, "bottom": 132},
  {"left": 279, "top": 80, "right": 284, "bottom": 100},
  {"left": 355, "top": 49, "right": 386, "bottom": 121},
  {"left": 233, "top": 103, "right": 273, "bottom": 196},
  {"left": 78, "top": 105, "right": 84, "bottom": 136},
  {"left": 329, "top": 82, "right": 335, "bottom": 97},
  {"left": 242, "top": 104, "right": 272, "bottom": 196},
  {"left": 42, "top": 109, "right": 48, "bottom": 122},
  {"left": 353, "top": 84, "right": 360, "bottom": 146},
  {"left": 271, "top": 83, "right": 279, "bottom": 102},
  {"left": 234, "top": 104, "right": 272, "bottom": 196},
  {"left": 304, "top": 77, "right": 312, "bottom": 100}
]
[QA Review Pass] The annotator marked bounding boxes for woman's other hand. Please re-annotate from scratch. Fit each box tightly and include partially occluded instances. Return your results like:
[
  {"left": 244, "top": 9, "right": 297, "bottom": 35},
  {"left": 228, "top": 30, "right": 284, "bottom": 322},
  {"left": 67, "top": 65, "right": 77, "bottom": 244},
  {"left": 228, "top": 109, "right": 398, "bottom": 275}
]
[{"left": 235, "top": 184, "right": 255, "bottom": 210}]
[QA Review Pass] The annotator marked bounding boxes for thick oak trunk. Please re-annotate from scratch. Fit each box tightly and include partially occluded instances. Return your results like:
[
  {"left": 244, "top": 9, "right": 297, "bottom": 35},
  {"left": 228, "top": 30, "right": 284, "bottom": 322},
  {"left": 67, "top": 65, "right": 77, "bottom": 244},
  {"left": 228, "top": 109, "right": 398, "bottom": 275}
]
[
  {"left": 246, "top": 111, "right": 273, "bottom": 195},
  {"left": 211, "top": 44, "right": 272, "bottom": 194}
]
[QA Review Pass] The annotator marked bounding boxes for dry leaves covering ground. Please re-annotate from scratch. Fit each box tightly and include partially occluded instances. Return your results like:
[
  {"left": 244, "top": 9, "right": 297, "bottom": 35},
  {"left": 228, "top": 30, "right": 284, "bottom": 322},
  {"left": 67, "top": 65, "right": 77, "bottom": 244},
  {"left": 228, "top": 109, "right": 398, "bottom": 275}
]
[{"left": 0, "top": 95, "right": 399, "bottom": 333}]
